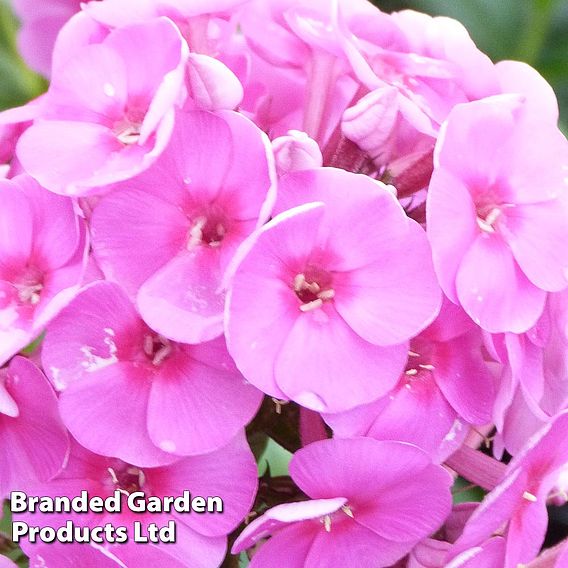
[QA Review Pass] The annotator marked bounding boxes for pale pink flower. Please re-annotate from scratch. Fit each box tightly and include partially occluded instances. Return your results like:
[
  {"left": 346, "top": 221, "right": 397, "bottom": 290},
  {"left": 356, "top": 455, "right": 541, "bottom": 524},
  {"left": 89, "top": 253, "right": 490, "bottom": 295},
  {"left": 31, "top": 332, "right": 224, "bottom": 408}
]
[
  {"left": 16, "top": 18, "right": 188, "bottom": 196},
  {"left": 0, "top": 174, "right": 87, "bottom": 365},
  {"left": 233, "top": 438, "right": 452, "bottom": 567},
  {"left": 91, "top": 109, "right": 275, "bottom": 344},
  {"left": 226, "top": 167, "right": 441, "bottom": 413},
  {"left": 0, "top": 357, "right": 69, "bottom": 498},
  {"left": 42, "top": 281, "right": 262, "bottom": 465},
  {"left": 427, "top": 95, "right": 568, "bottom": 333}
]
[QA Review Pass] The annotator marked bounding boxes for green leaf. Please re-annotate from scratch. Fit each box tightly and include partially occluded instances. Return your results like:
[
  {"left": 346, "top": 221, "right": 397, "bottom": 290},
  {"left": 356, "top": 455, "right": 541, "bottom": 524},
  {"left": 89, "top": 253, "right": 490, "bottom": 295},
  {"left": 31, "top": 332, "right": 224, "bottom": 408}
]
[
  {"left": 257, "top": 438, "right": 293, "bottom": 477},
  {"left": 0, "top": 0, "right": 48, "bottom": 111},
  {"left": 451, "top": 477, "right": 486, "bottom": 505}
]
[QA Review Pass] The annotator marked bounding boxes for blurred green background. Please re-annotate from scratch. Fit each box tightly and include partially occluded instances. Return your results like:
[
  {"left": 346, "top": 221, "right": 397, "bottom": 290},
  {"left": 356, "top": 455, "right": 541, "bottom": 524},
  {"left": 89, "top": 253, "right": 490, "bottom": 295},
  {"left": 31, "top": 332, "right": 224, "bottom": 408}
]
[{"left": 0, "top": 0, "right": 567, "bottom": 121}]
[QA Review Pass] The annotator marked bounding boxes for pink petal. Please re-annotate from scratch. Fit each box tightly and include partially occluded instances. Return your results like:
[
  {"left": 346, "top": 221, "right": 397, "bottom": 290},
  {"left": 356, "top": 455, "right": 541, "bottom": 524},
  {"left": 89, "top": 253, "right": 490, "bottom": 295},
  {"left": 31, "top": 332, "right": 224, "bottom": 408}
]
[
  {"left": 233, "top": 498, "right": 347, "bottom": 552},
  {"left": 334, "top": 221, "right": 441, "bottom": 346},
  {"left": 357, "top": 463, "right": 452, "bottom": 542},
  {"left": 16, "top": 175, "right": 83, "bottom": 272},
  {"left": 226, "top": 204, "right": 326, "bottom": 399},
  {"left": 291, "top": 438, "right": 437, "bottom": 503},
  {"left": 501, "top": 200, "right": 568, "bottom": 292},
  {"left": 275, "top": 168, "right": 408, "bottom": 271},
  {"left": 305, "top": 518, "right": 414, "bottom": 568},
  {"left": 505, "top": 498, "right": 548, "bottom": 567},
  {"left": 496, "top": 60, "right": 558, "bottom": 124},
  {"left": 216, "top": 110, "right": 276, "bottom": 224},
  {"left": 138, "top": 248, "right": 224, "bottom": 344},
  {"left": 456, "top": 234, "right": 546, "bottom": 333},
  {"left": 147, "top": 339, "right": 262, "bottom": 455},
  {"left": 92, "top": 188, "right": 188, "bottom": 295},
  {"left": 0, "top": 357, "right": 69, "bottom": 497},
  {"left": 42, "top": 281, "right": 145, "bottom": 390},
  {"left": 148, "top": 432, "right": 258, "bottom": 537},
  {"left": 426, "top": 168, "right": 479, "bottom": 303},
  {"left": 275, "top": 304, "right": 407, "bottom": 412},
  {"left": 247, "top": 523, "right": 319, "bottom": 568},
  {"left": 59, "top": 361, "right": 177, "bottom": 467},
  {"left": 47, "top": 42, "right": 128, "bottom": 122},
  {"left": 0, "top": 179, "right": 33, "bottom": 273},
  {"left": 17, "top": 120, "right": 126, "bottom": 193},
  {"left": 434, "top": 95, "right": 521, "bottom": 188},
  {"left": 153, "top": 110, "right": 233, "bottom": 204},
  {"left": 433, "top": 332, "right": 496, "bottom": 424}
]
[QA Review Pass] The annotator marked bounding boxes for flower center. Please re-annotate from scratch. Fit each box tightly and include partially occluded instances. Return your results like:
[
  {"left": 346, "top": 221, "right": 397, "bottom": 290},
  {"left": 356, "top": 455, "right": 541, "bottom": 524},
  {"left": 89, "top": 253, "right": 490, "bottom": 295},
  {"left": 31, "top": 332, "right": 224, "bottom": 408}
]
[
  {"left": 187, "top": 215, "right": 226, "bottom": 249},
  {"left": 320, "top": 504, "right": 354, "bottom": 532},
  {"left": 143, "top": 333, "right": 173, "bottom": 366},
  {"left": 107, "top": 462, "right": 145, "bottom": 495},
  {"left": 476, "top": 203, "right": 502, "bottom": 234},
  {"left": 293, "top": 267, "right": 335, "bottom": 312},
  {"left": 404, "top": 348, "right": 435, "bottom": 379},
  {"left": 14, "top": 267, "right": 44, "bottom": 306},
  {"left": 113, "top": 110, "right": 145, "bottom": 145}
]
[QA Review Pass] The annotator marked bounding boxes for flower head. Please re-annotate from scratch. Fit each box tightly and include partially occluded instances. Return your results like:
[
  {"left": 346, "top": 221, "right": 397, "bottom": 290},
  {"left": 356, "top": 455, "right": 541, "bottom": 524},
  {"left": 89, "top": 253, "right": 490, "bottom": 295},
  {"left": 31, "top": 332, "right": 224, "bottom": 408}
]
[{"left": 226, "top": 167, "right": 441, "bottom": 412}]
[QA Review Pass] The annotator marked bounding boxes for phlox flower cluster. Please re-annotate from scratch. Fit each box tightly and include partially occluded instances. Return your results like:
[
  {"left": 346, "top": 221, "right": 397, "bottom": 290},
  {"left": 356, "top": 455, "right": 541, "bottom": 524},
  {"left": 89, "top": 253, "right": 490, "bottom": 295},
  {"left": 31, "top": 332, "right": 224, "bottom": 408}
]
[{"left": 1, "top": 0, "right": 568, "bottom": 566}]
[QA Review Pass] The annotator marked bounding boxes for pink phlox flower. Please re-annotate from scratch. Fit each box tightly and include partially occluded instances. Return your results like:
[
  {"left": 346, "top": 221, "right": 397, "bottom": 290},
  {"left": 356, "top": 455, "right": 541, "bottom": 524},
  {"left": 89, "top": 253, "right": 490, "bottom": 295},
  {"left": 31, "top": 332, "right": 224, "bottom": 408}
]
[
  {"left": 451, "top": 410, "right": 568, "bottom": 568},
  {"left": 324, "top": 296, "right": 494, "bottom": 461},
  {"left": 17, "top": 434, "right": 258, "bottom": 568},
  {"left": 226, "top": 167, "right": 441, "bottom": 413},
  {"left": 427, "top": 94, "right": 568, "bottom": 333},
  {"left": 42, "top": 281, "right": 263, "bottom": 465},
  {"left": 232, "top": 437, "right": 452, "bottom": 567},
  {"left": 16, "top": 18, "right": 189, "bottom": 196},
  {"left": 0, "top": 174, "right": 87, "bottom": 365},
  {"left": 340, "top": 7, "right": 498, "bottom": 127},
  {"left": 82, "top": 0, "right": 247, "bottom": 111},
  {"left": 91, "top": 109, "right": 275, "bottom": 344}
]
